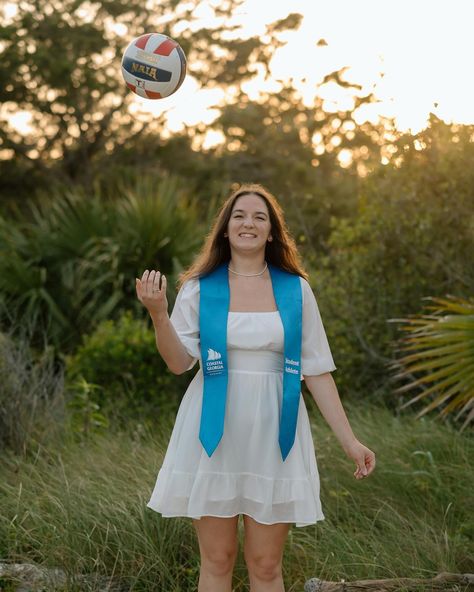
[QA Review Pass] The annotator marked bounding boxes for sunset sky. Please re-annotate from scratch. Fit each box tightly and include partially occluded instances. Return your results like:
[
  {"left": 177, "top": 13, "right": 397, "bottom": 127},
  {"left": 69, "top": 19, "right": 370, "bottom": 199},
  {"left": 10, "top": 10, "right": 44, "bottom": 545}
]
[
  {"left": 5, "top": 0, "right": 474, "bottom": 147},
  {"left": 134, "top": 0, "right": 474, "bottom": 145}
]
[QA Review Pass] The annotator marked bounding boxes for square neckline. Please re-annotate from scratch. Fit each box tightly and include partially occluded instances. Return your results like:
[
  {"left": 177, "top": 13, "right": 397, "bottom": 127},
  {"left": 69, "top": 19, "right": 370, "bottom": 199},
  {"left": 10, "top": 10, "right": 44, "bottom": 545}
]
[{"left": 228, "top": 311, "right": 279, "bottom": 314}]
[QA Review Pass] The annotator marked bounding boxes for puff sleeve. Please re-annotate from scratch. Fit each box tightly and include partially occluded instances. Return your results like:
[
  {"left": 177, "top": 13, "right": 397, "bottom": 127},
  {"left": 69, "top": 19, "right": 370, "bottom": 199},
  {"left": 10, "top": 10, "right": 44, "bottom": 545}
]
[
  {"left": 299, "top": 276, "right": 336, "bottom": 380},
  {"left": 169, "top": 278, "right": 201, "bottom": 371}
]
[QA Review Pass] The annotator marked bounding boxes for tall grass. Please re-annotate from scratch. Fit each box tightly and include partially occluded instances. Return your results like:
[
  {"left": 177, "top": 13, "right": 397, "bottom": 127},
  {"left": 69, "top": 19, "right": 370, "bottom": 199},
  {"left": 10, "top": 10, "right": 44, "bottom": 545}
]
[
  {"left": 0, "top": 330, "right": 66, "bottom": 455},
  {"left": 1, "top": 400, "right": 472, "bottom": 591}
]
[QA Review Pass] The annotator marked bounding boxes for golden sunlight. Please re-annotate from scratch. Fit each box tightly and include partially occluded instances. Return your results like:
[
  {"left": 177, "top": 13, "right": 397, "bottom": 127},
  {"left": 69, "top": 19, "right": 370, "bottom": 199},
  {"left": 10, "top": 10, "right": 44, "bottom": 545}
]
[
  {"left": 137, "top": 0, "right": 474, "bottom": 139},
  {"left": 4, "top": 0, "right": 473, "bottom": 140}
]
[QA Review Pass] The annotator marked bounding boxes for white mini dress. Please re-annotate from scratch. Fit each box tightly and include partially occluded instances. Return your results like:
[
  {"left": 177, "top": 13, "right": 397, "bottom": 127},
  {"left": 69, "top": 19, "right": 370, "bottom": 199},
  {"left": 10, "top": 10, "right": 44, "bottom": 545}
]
[{"left": 147, "top": 275, "right": 337, "bottom": 527}]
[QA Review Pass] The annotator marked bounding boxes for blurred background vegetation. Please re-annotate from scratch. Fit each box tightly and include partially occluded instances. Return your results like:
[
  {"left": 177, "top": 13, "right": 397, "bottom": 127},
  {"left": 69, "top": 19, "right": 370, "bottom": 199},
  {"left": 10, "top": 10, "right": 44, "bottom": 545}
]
[{"left": 0, "top": 0, "right": 473, "bottom": 590}]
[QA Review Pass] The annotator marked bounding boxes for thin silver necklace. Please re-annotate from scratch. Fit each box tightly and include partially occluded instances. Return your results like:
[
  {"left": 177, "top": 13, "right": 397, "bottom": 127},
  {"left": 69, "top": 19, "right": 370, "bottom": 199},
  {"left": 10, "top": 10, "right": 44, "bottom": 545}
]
[{"left": 228, "top": 261, "right": 268, "bottom": 277}]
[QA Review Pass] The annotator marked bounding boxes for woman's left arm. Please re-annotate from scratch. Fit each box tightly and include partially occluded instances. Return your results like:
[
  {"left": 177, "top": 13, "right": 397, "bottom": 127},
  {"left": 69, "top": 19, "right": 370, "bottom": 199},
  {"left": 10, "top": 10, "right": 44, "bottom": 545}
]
[{"left": 304, "top": 372, "right": 376, "bottom": 479}]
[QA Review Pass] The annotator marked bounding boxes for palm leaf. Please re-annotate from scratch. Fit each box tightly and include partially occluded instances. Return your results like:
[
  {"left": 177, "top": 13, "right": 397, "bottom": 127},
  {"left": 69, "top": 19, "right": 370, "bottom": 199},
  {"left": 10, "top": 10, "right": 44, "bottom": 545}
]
[
  {"left": 0, "top": 174, "right": 203, "bottom": 350},
  {"left": 388, "top": 295, "right": 474, "bottom": 431}
]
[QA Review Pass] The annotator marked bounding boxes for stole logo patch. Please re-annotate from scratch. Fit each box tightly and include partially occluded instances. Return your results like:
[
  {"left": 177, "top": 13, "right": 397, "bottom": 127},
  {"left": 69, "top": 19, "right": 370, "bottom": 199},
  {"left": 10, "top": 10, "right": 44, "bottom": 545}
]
[
  {"left": 206, "top": 348, "right": 224, "bottom": 374},
  {"left": 207, "top": 348, "right": 221, "bottom": 361}
]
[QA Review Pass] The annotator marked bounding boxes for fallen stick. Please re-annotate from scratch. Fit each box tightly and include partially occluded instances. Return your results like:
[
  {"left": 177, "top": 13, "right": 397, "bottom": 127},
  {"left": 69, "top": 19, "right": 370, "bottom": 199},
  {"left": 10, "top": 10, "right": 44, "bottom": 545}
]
[{"left": 304, "top": 572, "right": 474, "bottom": 592}]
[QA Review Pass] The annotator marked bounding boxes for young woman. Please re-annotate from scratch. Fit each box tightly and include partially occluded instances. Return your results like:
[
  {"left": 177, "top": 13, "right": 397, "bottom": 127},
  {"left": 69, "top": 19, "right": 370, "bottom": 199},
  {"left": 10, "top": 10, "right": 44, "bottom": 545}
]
[{"left": 136, "top": 183, "right": 375, "bottom": 592}]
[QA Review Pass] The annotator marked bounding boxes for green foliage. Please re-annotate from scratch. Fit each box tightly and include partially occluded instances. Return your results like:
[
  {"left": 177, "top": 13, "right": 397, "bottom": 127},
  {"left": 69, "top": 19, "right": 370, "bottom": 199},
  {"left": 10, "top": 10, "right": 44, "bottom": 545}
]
[
  {"left": 388, "top": 295, "right": 474, "bottom": 430},
  {"left": 0, "top": 404, "right": 472, "bottom": 588},
  {"left": 314, "top": 117, "right": 474, "bottom": 401},
  {"left": 65, "top": 311, "right": 187, "bottom": 424},
  {"left": 214, "top": 82, "right": 381, "bottom": 184},
  {"left": 196, "top": 81, "right": 380, "bottom": 243},
  {"left": 66, "top": 377, "right": 110, "bottom": 442},
  {"left": 0, "top": 175, "right": 201, "bottom": 350}
]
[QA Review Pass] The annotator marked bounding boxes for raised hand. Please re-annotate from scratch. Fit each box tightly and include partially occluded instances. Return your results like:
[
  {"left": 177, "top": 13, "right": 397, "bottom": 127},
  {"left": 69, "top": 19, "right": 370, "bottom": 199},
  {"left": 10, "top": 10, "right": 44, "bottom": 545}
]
[{"left": 136, "top": 269, "right": 169, "bottom": 318}]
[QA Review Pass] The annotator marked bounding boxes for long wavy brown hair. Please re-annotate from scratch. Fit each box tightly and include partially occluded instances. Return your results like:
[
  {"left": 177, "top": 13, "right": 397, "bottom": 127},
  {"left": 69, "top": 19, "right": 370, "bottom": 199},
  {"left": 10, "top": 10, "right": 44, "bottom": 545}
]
[{"left": 176, "top": 183, "right": 309, "bottom": 291}]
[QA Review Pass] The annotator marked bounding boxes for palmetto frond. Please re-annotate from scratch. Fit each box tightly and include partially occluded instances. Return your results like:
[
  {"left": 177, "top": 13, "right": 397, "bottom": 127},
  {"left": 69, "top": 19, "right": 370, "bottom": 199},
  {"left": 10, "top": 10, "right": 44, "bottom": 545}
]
[
  {"left": 0, "top": 176, "right": 201, "bottom": 349},
  {"left": 387, "top": 295, "right": 474, "bottom": 431}
]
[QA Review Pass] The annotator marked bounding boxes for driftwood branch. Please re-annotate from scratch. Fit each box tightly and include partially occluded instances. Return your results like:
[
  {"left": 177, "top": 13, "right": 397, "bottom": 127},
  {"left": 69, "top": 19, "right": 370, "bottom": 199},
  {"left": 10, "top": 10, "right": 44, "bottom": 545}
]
[{"left": 304, "top": 572, "right": 474, "bottom": 592}]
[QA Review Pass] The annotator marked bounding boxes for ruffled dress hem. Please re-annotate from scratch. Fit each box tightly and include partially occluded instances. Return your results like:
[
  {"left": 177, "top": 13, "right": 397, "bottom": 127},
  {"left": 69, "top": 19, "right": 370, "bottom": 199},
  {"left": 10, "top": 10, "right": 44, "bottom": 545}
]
[
  {"left": 147, "top": 466, "right": 325, "bottom": 528},
  {"left": 147, "top": 510, "right": 325, "bottom": 528}
]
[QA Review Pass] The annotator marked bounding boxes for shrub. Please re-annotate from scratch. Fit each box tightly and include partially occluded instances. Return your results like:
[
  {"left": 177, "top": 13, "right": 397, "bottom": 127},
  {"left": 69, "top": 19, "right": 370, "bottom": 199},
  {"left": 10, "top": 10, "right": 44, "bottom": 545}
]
[
  {"left": 315, "top": 119, "right": 474, "bottom": 401},
  {"left": 0, "top": 174, "right": 202, "bottom": 352},
  {"left": 65, "top": 311, "right": 191, "bottom": 425}
]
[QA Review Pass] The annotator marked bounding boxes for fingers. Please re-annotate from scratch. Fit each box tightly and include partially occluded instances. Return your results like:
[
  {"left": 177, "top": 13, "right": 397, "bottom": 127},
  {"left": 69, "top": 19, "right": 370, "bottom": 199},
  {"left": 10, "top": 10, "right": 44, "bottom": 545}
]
[
  {"left": 136, "top": 269, "right": 148, "bottom": 301},
  {"left": 153, "top": 271, "right": 160, "bottom": 293},
  {"left": 146, "top": 270, "right": 156, "bottom": 298},
  {"left": 153, "top": 270, "right": 166, "bottom": 294},
  {"left": 136, "top": 270, "right": 166, "bottom": 301},
  {"left": 354, "top": 464, "right": 367, "bottom": 479},
  {"left": 136, "top": 271, "right": 148, "bottom": 301},
  {"left": 136, "top": 276, "right": 143, "bottom": 301},
  {"left": 354, "top": 449, "right": 376, "bottom": 479}
]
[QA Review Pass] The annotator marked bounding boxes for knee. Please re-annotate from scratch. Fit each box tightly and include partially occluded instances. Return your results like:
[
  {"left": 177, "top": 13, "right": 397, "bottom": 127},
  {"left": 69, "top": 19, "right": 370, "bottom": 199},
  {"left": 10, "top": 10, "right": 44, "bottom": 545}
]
[
  {"left": 244, "top": 553, "right": 282, "bottom": 582},
  {"left": 202, "top": 546, "right": 238, "bottom": 577}
]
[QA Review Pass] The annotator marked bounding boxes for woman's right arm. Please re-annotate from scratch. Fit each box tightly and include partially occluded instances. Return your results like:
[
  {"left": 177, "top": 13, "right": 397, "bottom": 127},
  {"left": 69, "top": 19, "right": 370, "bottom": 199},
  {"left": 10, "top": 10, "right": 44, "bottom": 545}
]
[
  {"left": 136, "top": 269, "right": 194, "bottom": 375},
  {"left": 150, "top": 312, "right": 195, "bottom": 375}
]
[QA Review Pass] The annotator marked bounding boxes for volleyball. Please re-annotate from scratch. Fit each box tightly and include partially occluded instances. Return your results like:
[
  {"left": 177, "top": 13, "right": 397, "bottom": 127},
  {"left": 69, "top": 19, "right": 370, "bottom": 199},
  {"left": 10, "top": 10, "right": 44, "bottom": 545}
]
[{"left": 121, "top": 33, "right": 187, "bottom": 99}]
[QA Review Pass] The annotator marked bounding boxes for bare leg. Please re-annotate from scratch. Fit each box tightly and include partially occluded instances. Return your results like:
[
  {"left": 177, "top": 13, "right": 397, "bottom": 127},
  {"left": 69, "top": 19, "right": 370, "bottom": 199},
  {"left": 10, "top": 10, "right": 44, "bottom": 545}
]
[
  {"left": 243, "top": 514, "right": 291, "bottom": 592},
  {"left": 192, "top": 515, "right": 240, "bottom": 592}
]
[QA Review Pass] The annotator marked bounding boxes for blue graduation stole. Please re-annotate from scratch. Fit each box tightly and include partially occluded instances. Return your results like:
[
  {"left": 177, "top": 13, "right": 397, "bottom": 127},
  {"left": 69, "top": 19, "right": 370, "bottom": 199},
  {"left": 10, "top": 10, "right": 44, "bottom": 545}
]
[{"left": 199, "top": 261, "right": 303, "bottom": 462}]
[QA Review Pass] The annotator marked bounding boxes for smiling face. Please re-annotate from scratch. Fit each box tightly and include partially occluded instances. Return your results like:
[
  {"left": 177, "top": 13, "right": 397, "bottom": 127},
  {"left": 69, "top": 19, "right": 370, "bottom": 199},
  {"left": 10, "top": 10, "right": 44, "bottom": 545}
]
[{"left": 227, "top": 193, "right": 272, "bottom": 252}]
